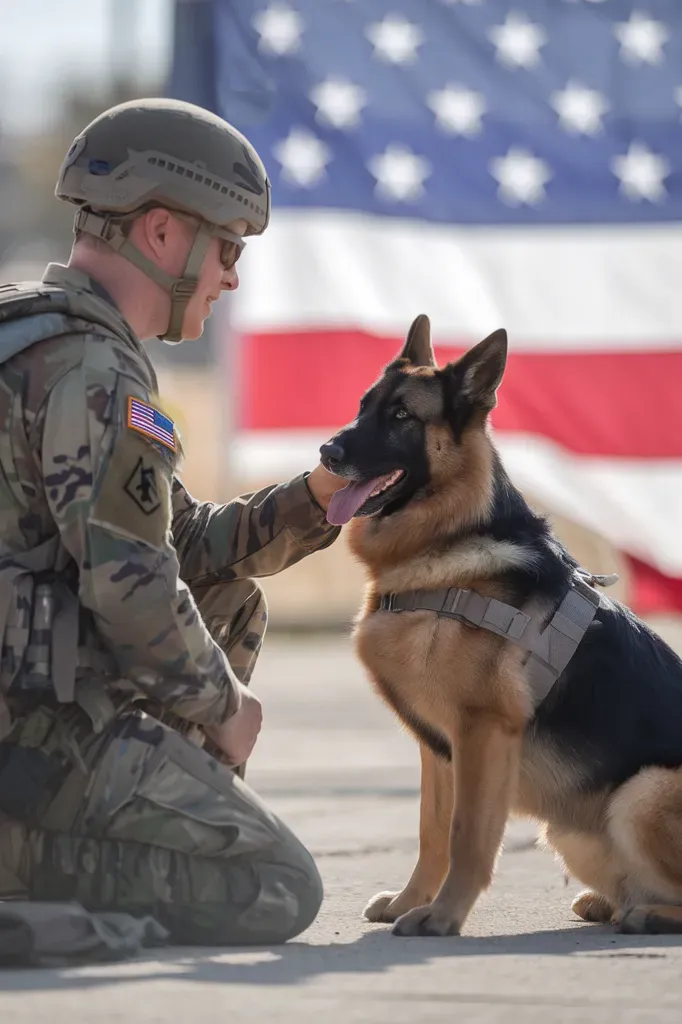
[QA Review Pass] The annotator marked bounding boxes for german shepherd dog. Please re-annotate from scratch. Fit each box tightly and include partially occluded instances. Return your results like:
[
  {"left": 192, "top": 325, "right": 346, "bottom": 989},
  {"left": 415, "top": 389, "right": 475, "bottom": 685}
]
[{"left": 319, "top": 314, "right": 682, "bottom": 938}]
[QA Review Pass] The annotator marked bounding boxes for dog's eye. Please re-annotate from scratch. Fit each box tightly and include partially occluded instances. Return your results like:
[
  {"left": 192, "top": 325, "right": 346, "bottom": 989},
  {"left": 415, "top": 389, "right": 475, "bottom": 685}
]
[{"left": 394, "top": 408, "right": 409, "bottom": 420}]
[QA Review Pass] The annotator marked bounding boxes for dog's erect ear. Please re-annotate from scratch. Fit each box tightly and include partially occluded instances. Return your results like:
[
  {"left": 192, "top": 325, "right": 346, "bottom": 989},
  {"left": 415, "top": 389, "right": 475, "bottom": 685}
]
[
  {"left": 452, "top": 329, "right": 508, "bottom": 410},
  {"left": 440, "top": 329, "right": 508, "bottom": 439},
  {"left": 398, "top": 314, "right": 436, "bottom": 367}
]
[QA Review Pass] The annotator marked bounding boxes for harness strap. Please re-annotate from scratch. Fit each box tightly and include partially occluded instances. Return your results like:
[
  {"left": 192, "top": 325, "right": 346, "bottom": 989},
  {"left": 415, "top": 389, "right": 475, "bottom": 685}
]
[{"left": 378, "top": 570, "right": 618, "bottom": 707}]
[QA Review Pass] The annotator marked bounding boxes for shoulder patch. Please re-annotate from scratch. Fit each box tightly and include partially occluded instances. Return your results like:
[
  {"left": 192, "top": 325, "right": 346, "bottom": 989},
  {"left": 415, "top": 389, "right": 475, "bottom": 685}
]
[{"left": 127, "top": 396, "right": 176, "bottom": 452}]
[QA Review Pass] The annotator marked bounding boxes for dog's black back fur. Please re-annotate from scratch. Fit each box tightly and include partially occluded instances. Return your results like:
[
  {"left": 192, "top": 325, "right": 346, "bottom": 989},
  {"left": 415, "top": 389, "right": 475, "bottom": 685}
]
[
  {"left": 481, "top": 455, "right": 682, "bottom": 792},
  {"left": 419, "top": 442, "right": 682, "bottom": 792},
  {"left": 536, "top": 600, "right": 682, "bottom": 791}
]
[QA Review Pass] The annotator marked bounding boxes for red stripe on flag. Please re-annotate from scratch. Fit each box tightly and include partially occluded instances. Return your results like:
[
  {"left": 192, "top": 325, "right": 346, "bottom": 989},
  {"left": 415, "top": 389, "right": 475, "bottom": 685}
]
[
  {"left": 627, "top": 557, "right": 682, "bottom": 615},
  {"left": 237, "top": 330, "right": 682, "bottom": 459}
]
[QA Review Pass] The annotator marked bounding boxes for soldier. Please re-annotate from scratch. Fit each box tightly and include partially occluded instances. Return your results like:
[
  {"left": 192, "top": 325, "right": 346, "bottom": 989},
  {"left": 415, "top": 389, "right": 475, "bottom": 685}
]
[{"left": 0, "top": 98, "right": 347, "bottom": 947}]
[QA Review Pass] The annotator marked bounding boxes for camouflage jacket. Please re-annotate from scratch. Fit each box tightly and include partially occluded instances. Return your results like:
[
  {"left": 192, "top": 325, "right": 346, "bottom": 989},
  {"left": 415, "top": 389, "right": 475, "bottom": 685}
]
[{"left": 0, "top": 263, "right": 340, "bottom": 733}]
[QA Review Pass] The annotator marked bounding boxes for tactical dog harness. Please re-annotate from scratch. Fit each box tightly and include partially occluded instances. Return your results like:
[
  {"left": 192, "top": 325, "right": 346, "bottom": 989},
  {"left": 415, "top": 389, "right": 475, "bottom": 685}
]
[{"left": 379, "top": 569, "right": 619, "bottom": 706}]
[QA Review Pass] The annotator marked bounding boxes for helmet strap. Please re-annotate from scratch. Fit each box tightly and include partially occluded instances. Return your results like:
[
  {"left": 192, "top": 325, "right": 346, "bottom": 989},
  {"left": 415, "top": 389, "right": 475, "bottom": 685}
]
[
  {"left": 73, "top": 207, "right": 213, "bottom": 344},
  {"left": 160, "top": 228, "right": 212, "bottom": 344}
]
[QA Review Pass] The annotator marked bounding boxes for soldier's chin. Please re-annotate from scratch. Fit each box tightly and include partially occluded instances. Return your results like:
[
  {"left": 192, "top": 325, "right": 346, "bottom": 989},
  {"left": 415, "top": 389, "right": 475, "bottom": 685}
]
[{"left": 180, "top": 313, "right": 205, "bottom": 341}]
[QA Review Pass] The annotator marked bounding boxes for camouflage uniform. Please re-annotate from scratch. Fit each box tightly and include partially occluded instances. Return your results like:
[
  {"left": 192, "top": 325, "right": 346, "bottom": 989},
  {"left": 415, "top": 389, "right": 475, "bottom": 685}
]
[{"left": 0, "top": 262, "right": 340, "bottom": 945}]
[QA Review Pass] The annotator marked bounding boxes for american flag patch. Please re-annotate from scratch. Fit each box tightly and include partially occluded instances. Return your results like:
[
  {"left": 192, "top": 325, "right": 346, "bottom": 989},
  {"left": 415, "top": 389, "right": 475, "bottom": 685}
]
[{"left": 127, "top": 396, "right": 176, "bottom": 452}]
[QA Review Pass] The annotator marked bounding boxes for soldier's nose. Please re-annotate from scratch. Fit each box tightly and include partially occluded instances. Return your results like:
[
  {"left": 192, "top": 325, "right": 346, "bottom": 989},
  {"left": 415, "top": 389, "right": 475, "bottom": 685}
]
[{"left": 320, "top": 442, "right": 345, "bottom": 470}]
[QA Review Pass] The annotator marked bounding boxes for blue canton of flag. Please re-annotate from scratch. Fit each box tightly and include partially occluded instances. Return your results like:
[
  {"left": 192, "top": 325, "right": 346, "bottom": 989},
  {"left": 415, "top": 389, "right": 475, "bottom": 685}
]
[{"left": 178, "top": 0, "right": 682, "bottom": 226}]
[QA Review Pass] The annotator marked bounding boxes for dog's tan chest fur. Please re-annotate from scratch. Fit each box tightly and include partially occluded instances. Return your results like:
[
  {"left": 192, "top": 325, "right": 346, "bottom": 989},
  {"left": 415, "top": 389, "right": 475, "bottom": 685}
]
[
  {"left": 355, "top": 593, "right": 600, "bottom": 834},
  {"left": 354, "top": 594, "right": 530, "bottom": 747},
  {"left": 354, "top": 609, "right": 456, "bottom": 738}
]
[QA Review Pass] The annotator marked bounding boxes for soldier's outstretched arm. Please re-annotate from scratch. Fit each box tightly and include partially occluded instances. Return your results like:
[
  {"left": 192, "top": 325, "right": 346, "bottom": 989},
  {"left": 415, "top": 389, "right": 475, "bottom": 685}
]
[
  {"left": 171, "top": 473, "right": 341, "bottom": 584},
  {"left": 41, "top": 362, "right": 242, "bottom": 727}
]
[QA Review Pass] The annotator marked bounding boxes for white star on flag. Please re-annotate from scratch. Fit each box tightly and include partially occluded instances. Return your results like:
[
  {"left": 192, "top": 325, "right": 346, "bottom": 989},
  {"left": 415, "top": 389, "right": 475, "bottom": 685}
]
[
  {"left": 273, "top": 127, "right": 332, "bottom": 188},
  {"left": 611, "top": 141, "right": 670, "bottom": 203},
  {"left": 551, "top": 81, "right": 609, "bottom": 135},
  {"left": 427, "top": 84, "right": 486, "bottom": 136},
  {"left": 614, "top": 12, "right": 669, "bottom": 66},
  {"left": 368, "top": 144, "right": 432, "bottom": 202},
  {"left": 253, "top": 2, "right": 303, "bottom": 56},
  {"left": 488, "top": 12, "right": 547, "bottom": 70},
  {"left": 309, "top": 77, "right": 367, "bottom": 130},
  {"left": 489, "top": 147, "right": 553, "bottom": 206},
  {"left": 365, "top": 14, "right": 424, "bottom": 65}
]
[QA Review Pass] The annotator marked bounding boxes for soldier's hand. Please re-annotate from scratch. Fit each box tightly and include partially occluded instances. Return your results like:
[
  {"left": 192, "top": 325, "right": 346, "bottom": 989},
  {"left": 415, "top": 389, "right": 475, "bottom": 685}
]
[
  {"left": 306, "top": 463, "right": 349, "bottom": 512},
  {"left": 204, "top": 682, "right": 263, "bottom": 767}
]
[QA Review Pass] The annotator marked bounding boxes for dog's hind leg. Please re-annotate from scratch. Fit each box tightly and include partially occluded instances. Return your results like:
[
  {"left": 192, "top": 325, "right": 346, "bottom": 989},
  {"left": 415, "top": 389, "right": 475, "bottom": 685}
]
[
  {"left": 607, "top": 766, "right": 682, "bottom": 934},
  {"left": 364, "top": 742, "right": 452, "bottom": 924},
  {"left": 540, "top": 825, "right": 623, "bottom": 924},
  {"left": 571, "top": 890, "right": 616, "bottom": 924}
]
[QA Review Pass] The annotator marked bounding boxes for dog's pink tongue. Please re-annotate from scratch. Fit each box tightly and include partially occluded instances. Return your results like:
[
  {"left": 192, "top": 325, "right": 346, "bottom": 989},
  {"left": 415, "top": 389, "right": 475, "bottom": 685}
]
[{"left": 326, "top": 478, "right": 384, "bottom": 526}]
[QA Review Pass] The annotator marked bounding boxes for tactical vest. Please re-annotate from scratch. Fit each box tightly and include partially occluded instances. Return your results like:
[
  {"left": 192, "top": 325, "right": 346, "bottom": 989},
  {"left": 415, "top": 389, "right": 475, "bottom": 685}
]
[{"left": 0, "top": 280, "right": 138, "bottom": 740}]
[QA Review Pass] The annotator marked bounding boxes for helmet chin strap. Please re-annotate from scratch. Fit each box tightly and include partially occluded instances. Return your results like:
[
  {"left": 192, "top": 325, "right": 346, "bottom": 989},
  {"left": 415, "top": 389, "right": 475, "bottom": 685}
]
[{"left": 73, "top": 207, "right": 213, "bottom": 344}]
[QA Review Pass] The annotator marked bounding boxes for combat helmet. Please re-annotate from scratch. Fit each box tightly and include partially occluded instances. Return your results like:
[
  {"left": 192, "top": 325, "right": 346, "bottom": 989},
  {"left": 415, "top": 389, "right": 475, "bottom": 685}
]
[{"left": 55, "top": 97, "right": 271, "bottom": 343}]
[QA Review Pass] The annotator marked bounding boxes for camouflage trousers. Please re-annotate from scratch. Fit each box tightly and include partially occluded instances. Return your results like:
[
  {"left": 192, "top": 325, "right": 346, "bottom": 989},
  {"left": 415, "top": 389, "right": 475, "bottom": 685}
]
[{"left": 0, "top": 578, "right": 323, "bottom": 946}]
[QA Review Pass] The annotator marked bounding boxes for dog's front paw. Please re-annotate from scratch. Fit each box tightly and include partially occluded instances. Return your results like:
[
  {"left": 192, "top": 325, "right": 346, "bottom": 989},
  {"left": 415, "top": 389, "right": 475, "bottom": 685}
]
[
  {"left": 364, "top": 886, "right": 436, "bottom": 923},
  {"left": 391, "top": 902, "right": 461, "bottom": 937},
  {"left": 363, "top": 891, "right": 403, "bottom": 923}
]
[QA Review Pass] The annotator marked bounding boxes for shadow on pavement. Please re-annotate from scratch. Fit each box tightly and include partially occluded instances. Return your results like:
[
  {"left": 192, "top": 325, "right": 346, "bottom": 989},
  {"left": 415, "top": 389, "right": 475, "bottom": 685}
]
[{"left": 2, "top": 923, "right": 682, "bottom": 993}]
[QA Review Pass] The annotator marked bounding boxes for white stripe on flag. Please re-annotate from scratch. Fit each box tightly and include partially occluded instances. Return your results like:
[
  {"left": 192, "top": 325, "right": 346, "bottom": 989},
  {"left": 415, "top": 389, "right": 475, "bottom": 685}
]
[{"left": 233, "top": 209, "right": 682, "bottom": 352}]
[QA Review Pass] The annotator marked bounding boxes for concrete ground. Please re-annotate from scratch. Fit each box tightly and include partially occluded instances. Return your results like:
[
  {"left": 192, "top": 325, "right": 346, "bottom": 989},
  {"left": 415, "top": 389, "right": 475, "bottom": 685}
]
[{"left": 3, "top": 634, "right": 682, "bottom": 1023}]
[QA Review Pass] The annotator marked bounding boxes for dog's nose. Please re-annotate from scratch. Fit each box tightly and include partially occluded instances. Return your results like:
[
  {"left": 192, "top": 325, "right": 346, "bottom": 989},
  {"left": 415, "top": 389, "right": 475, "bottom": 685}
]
[{"left": 320, "top": 441, "right": 345, "bottom": 468}]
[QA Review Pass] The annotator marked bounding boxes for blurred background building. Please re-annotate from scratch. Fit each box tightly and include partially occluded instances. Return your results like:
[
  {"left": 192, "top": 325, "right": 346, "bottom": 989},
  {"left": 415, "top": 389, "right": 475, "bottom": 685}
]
[{"left": 1, "top": 0, "right": 681, "bottom": 643}]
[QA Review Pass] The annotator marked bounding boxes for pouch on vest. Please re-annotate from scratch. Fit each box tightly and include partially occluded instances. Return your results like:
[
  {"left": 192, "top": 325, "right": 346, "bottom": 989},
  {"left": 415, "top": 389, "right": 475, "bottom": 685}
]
[{"left": 0, "top": 281, "right": 134, "bottom": 739}]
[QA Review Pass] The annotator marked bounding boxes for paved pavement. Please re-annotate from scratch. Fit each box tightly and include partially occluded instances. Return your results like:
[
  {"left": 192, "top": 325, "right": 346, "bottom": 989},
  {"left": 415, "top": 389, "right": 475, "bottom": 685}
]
[{"left": 2, "top": 634, "right": 682, "bottom": 1023}]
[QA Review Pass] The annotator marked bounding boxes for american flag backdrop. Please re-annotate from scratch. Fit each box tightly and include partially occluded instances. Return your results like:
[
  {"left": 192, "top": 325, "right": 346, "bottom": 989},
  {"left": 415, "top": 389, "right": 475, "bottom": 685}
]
[{"left": 169, "top": 0, "right": 682, "bottom": 614}]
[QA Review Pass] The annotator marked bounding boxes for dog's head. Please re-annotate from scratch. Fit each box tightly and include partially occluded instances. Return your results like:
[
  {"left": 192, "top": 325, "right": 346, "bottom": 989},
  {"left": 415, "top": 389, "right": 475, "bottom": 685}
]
[{"left": 320, "top": 314, "right": 507, "bottom": 527}]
